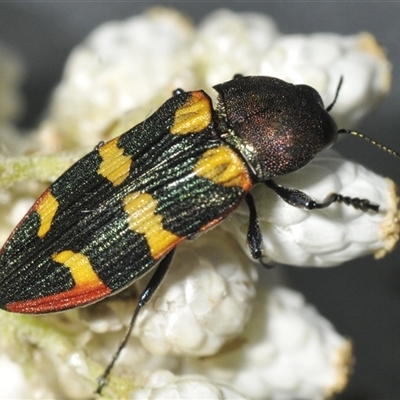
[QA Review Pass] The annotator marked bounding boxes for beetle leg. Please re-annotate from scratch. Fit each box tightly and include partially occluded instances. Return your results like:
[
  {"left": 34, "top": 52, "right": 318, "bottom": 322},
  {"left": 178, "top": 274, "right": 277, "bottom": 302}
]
[
  {"left": 265, "top": 179, "right": 379, "bottom": 213},
  {"left": 245, "top": 193, "right": 263, "bottom": 260},
  {"left": 96, "top": 249, "right": 176, "bottom": 394}
]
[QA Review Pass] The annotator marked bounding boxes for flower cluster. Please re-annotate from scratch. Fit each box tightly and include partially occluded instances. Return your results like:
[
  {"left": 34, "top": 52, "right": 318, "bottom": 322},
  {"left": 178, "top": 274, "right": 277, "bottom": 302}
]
[{"left": 0, "top": 8, "right": 398, "bottom": 399}]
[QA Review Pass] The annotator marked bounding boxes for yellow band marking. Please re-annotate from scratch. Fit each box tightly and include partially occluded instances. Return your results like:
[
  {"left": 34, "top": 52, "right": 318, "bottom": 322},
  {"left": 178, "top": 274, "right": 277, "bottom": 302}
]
[
  {"left": 36, "top": 191, "right": 59, "bottom": 239},
  {"left": 52, "top": 250, "right": 104, "bottom": 287},
  {"left": 194, "top": 146, "right": 252, "bottom": 190},
  {"left": 97, "top": 138, "right": 132, "bottom": 186},
  {"left": 170, "top": 91, "right": 212, "bottom": 135},
  {"left": 123, "top": 192, "right": 180, "bottom": 259}
]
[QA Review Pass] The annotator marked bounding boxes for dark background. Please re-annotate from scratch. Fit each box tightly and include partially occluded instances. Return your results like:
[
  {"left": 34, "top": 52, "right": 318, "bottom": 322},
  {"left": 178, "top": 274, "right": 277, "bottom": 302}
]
[{"left": 1, "top": 2, "right": 399, "bottom": 399}]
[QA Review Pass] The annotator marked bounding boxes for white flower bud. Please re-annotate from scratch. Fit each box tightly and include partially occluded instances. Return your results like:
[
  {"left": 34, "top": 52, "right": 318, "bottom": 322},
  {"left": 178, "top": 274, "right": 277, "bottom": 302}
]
[
  {"left": 133, "top": 229, "right": 257, "bottom": 356},
  {"left": 182, "top": 285, "right": 352, "bottom": 400},
  {"left": 258, "top": 32, "right": 391, "bottom": 128},
  {"left": 221, "top": 150, "right": 399, "bottom": 266},
  {"left": 193, "top": 9, "right": 279, "bottom": 89},
  {"left": 0, "top": 353, "right": 31, "bottom": 399},
  {"left": 129, "top": 370, "right": 247, "bottom": 400},
  {"left": 48, "top": 8, "right": 196, "bottom": 149}
]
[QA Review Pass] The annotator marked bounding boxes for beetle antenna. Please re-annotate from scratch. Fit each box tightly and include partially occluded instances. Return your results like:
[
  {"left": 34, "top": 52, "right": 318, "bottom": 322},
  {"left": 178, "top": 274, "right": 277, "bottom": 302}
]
[
  {"left": 326, "top": 76, "right": 343, "bottom": 112},
  {"left": 338, "top": 129, "right": 400, "bottom": 159},
  {"left": 330, "top": 76, "right": 400, "bottom": 160}
]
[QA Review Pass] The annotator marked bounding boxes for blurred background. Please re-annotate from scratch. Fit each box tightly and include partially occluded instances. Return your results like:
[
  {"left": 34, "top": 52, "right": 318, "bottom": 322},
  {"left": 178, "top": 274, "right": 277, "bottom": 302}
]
[{"left": 1, "top": 2, "right": 399, "bottom": 399}]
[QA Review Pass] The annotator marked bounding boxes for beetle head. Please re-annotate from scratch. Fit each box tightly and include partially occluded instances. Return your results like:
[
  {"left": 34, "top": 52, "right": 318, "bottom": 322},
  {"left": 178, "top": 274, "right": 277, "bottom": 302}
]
[{"left": 214, "top": 76, "right": 338, "bottom": 181}]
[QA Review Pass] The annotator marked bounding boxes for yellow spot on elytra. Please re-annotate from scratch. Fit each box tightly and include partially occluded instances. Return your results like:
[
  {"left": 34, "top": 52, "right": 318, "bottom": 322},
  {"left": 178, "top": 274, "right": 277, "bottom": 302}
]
[
  {"left": 194, "top": 146, "right": 252, "bottom": 190},
  {"left": 170, "top": 91, "right": 212, "bottom": 135},
  {"left": 52, "top": 250, "right": 104, "bottom": 287},
  {"left": 36, "top": 191, "right": 59, "bottom": 239},
  {"left": 97, "top": 137, "right": 132, "bottom": 186},
  {"left": 123, "top": 192, "right": 180, "bottom": 259}
]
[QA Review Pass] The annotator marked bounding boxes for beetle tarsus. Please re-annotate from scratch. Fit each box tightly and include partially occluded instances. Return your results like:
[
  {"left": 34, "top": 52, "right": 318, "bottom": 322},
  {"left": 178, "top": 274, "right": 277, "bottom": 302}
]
[{"left": 265, "top": 179, "right": 380, "bottom": 213}]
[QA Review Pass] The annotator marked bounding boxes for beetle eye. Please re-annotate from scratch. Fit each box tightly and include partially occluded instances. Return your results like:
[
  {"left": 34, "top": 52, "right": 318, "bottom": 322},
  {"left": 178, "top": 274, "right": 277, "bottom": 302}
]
[{"left": 321, "top": 110, "right": 338, "bottom": 149}]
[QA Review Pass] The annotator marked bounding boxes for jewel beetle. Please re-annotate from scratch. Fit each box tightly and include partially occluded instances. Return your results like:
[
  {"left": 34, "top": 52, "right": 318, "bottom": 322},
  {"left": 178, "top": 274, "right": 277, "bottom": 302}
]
[{"left": 0, "top": 75, "right": 398, "bottom": 393}]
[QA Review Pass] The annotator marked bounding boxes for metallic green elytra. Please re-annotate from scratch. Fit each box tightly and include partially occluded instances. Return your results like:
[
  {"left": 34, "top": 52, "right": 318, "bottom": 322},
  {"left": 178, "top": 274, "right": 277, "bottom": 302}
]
[{"left": 0, "top": 88, "right": 252, "bottom": 313}]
